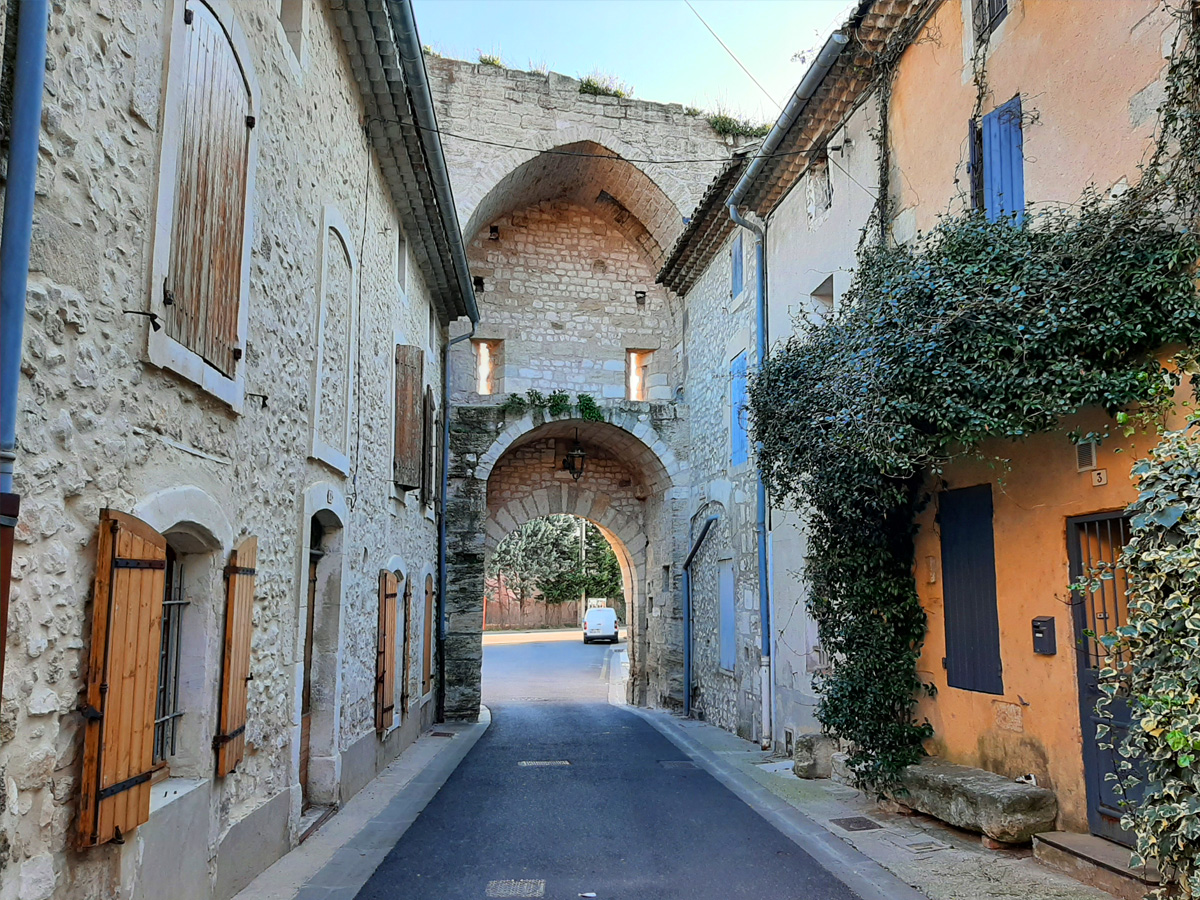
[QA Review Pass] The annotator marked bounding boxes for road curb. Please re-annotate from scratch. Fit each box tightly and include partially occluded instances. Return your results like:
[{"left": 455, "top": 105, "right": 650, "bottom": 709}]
[
  {"left": 239, "top": 709, "right": 490, "bottom": 900},
  {"left": 628, "top": 708, "right": 930, "bottom": 900}
]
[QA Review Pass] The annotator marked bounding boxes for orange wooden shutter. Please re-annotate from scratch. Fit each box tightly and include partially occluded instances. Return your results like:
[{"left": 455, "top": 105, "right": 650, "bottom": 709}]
[
  {"left": 394, "top": 345, "right": 424, "bottom": 490},
  {"left": 422, "top": 575, "right": 434, "bottom": 695},
  {"left": 164, "top": 0, "right": 252, "bottom": 378},
  {"left": 401, "top": 578, "right": 413, "bottom": 711},
  {"left": 376, "top": 571, "right": 399, "bottom": 733},
  {"left": 78, "top": 510, "right": 167, "bottom": 848},
  {"left": 420, "top": 386, "right": 435, "bottom": 505},
  {"left": 215, "top": 536, "right": 256, "bottom": 777}
]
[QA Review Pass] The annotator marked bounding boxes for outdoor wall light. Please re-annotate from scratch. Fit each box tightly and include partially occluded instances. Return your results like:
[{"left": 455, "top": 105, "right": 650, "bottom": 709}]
[{"left": 562, "top": 429, "right": 586, "bottom": 481}]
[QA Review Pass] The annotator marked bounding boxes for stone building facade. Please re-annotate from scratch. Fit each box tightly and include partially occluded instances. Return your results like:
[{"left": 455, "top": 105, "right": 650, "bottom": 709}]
[
  {"left": 0, "top": 2, "right": 473, "bottom": 899},
  {"left": 424, "top": 58, "right": 747, "bottom": 718}
]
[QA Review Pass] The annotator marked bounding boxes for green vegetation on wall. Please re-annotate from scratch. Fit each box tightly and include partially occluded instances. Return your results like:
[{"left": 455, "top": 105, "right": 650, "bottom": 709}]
[{"left": 748, "top": 6, "right": 1200, "bottom": 808}]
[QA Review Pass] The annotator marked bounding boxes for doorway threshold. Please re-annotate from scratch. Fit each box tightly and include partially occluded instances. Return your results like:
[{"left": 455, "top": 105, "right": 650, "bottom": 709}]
[
  {"left": 1033, "top": 831, "right": 1159, "bottom": 900},
  {"left": 298, "top": 805, "right": 336, "bottom": 844}
]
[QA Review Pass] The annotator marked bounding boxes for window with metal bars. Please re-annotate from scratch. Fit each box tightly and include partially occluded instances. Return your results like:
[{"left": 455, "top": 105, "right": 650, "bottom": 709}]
[
  {"left": 972, "top": 0, "right": 1007, "bottom": 43},
  {"left": 153, "top": 548, "right": 187, "bottom": 765}
]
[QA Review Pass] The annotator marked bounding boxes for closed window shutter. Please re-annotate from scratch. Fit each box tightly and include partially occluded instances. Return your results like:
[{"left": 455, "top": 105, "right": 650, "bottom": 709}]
[
  {"left": 731, "top": 231, "right": 743, "bottom": 297},
  {"left": 164, "top": 1, "right": 253, "bottom": 378},
  {"left": 939, "top": 484, "right": 1004, "bottom": 694},
  {"left": 730, "top": 352, "right": 749, "bottom": 467},
  {"left": 394, "top": 345, "right": 424, "bottom": 490},
  {"left": 376, "top": 571, "right": 399, "bottom": 733},
  {"left": 215, "top": 536, "right": 256, "bottom": 777},
  {"left": 400, "top": 579, "right": 413, "bottom": 711},
  {"left": 982, "top": 96, "right": 1024, "bottom": 224},
  {"left": 78, "top": 510, "right": 168, "bottom": 848},
  {"left": 422, "top": 575, "right": 434, "bottom": 695},
  {"left": 968, "top": 118, "right": 984, "bottom": 212},
  {"left": 420, "top": 386, "right": 435, "bottom": 506}
]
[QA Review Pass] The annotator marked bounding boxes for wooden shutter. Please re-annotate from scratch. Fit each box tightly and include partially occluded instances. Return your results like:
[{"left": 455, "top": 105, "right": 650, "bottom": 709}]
[
  {"left": 422, "top": 575, "right": 434, "bottom": 695},
  {"left": 400, "top": 579, "right": 413, "bottom": 711},
  {"left": 394, "top": 345, "right": 424, "bottom": 490},
  {"left": 939, "top": 484, "right": 1004, "bottom": 695},
  {"left": 164, "top": 0, "right": 252, "bottom": 378},
  {"left": 78, "top": 510, "right": 167, "bottom": 848},
  {"left": 376, "top": 571, "right": 399, "bottom": 733},
  {"left": 215, "top": 536, "right": 256, "bottom": 777},
  {"left": 420, "top": 386, "right": 435, "bottom": 506},
  {"left": 981, "top": 95, "right": 1024, "bottom": 224},
  {"left": 730, "top": 352, "right": 749, "bottom": 467},
  {"left": 968, "top": 118, "right": 984, "bottom": 212}
]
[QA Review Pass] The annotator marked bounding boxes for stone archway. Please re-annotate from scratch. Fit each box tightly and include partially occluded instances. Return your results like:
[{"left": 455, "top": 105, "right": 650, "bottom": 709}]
[{"left": 443, "top": 407, "right": 686, "bottom": 719}]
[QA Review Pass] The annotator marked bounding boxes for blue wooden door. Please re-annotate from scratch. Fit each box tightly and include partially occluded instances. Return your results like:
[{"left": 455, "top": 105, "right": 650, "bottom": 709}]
[
  {"left": 1068, "top": 513, "right": 1143, "bottom": 846},
  {"left": 939, "top": 484, "right": 1004, "bottom": 694}
]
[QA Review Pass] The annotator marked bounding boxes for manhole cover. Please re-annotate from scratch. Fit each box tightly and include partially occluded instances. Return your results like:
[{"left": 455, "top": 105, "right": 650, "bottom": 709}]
[
  {"left": 517, "top": 760, "right": 570, "bottom": 767},
  {"left": 486, "top": 879, "right": 546, "bottom": 898},
  {"left": 829, "top": 816, "right": 883, "bottom": 832},
  {"left": 430, "top": 731, "right": 455, "bottom": 737},
  {"left": 659, "top": 760, "right": 697, "bottom": 769}
]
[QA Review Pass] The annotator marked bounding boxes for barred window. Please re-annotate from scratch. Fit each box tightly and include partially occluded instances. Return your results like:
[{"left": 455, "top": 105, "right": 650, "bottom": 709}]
[{"left": 154, "top": 548, "right": 188, "bottom": 765}]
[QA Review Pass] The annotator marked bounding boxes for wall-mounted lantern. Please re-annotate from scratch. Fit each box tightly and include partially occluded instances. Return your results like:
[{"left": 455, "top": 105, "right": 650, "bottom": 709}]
[{"left": 562, "top": 429, "right": 586, "bottom": 481}]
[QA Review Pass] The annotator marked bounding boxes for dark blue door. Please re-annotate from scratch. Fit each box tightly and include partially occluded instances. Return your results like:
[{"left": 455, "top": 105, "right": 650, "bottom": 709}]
[
  {"left": 939, "top": 484, "right": 1004, "bottom": 694},
  {"left": 1068, "top": 513, "right": 1143, "bottom": 846}
]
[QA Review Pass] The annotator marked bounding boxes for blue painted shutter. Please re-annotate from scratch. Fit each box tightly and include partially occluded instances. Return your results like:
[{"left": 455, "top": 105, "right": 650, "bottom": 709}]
[
  {"left": 731, "top": 232, "right": 743, "bottom": 297},
  {"left": 730, "top": 352, "right": 748, "bottom": 467},
  {"left": 982, "top": 96, "right": 1024, "bottom": 223},
  {"left": 939, "top": 484, "right": 1004, "bottom": 694},
  {"left": 719, "top": 560, "right": 736, "bottom": 670}
]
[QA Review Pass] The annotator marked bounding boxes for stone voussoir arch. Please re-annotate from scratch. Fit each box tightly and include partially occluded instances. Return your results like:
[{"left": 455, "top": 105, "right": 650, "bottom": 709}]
[{"left": 475, "top": 409, "right": 684, "bottom": 489}]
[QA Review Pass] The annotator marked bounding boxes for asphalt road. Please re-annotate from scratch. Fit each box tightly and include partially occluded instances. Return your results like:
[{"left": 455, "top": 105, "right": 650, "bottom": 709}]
[{"left": 354, "top": 635, "right": 859, "bottom": 900}]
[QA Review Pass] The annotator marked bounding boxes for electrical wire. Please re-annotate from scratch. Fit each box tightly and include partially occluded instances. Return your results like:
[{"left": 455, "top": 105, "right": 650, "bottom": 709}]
[
  {"left": 408, "top": 120, "right": 814, "bottom": 165},
  {"left": 683, "top": 0, "right": 782, "bottom": 113}
]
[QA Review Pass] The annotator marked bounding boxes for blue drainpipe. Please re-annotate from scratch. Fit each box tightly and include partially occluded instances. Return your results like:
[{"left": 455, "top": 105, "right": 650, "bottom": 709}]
[
  {"left": 0, "top": 0, "right": 49, "bottom": 701},
  {"left": 0, "top": 0, "right": 49, "bottom": 496}
]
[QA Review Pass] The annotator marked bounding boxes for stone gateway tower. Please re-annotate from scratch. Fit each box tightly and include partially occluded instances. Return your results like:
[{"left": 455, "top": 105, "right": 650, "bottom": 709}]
[{"left": 426, "top": 58, "right": 745, "bottom": 717}]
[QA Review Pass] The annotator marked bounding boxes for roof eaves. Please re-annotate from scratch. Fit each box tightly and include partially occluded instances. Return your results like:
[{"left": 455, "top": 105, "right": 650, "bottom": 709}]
[
  {"left": 657, "top": 0, "right": 937, "bottom": 295},
  {"left": 332, "top": 0, "right": 474, "bottom": 324}
]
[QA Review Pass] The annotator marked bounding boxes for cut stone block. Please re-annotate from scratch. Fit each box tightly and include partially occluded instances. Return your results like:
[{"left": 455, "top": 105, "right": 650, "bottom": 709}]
[
  {"left": 793, "top": 733, "right": 837, "bottom": 779},
  {"left": 895, "top": 758, "right": 1058, "bottom": 844}
]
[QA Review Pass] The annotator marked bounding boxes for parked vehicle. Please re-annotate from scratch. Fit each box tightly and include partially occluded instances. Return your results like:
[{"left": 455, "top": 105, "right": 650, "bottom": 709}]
[{"left": 583, "top": 607, "right": 619, "bottom": 643}]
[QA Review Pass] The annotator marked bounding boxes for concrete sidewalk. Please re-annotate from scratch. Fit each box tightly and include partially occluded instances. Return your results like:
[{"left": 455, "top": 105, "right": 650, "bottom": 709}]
[
  {"left": 635, "top": 709, "right": 1115, "bottom": 900},
  {"left": 232, "top": 711, "right": 489, "bottom": 900}
]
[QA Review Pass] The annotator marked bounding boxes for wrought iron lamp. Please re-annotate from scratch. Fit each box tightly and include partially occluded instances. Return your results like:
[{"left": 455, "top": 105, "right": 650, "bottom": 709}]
[{"left": 562, "top": 429, "right": 586, "bottom": 481}]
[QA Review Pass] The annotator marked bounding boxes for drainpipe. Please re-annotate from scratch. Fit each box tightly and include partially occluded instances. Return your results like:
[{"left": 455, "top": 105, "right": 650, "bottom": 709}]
[
  {"left": 682, "top": 515, "right": 718, "bottom": 718},
  {"left": 0, "top": 0, "right": 49, "bottom": 699},
  {"left": 436, "top": 322, "right": 475, "bottom": 722},
  {"left": 727, "top": 29, "right": 848, "bottom": 749}
]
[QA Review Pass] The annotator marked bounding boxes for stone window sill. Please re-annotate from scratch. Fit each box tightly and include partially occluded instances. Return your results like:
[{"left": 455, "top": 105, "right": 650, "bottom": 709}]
[{"left": 149, "top": 776, "right": 206, "bottom": 815}]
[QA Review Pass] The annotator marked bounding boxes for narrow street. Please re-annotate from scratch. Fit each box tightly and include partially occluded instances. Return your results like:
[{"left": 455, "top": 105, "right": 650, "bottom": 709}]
[{"left": 353, "top": 634, "right": 859, "bottom": 900}]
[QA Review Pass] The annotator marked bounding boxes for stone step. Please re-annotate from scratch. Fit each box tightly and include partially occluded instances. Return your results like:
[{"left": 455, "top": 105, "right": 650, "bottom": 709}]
[{"left": 1033, "top": 831, "right": 1160, "bottom": 900}]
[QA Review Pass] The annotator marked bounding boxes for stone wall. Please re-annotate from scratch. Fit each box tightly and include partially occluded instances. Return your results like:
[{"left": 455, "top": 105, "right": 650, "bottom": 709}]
[
  {"left": 426, "top": 57, "right": 739, "bottom": 248},
  {"left": 680, "top": 228, "right": 763, "bottom": 740},
  {"left": 1, "top": 3, "right": 444, "bottom": 898},
  {"left": 453, "top": 201, "right": 677, "bottom": 404}
]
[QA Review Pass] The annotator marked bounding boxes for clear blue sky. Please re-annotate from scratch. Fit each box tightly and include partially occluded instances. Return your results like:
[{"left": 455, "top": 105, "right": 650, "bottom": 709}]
[{"left": 411, "top": 0, "right": 852, "bottom": 125}]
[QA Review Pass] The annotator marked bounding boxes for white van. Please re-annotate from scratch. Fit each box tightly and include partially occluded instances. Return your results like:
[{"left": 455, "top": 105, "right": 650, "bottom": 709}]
[{"left": 582, "top": 607, "right": 619, "bottom": 644}]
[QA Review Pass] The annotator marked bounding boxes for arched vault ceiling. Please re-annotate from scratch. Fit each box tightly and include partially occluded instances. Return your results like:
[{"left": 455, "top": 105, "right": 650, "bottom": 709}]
[
  {"left": 492, "top": 418, "right": 672, "bottom": 493},
  {"left": 463, "top": 142, "right": 684, "bottom": 270}
]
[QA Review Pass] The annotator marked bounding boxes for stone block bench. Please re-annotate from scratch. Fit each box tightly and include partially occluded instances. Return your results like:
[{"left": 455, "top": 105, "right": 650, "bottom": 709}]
[{"left": 891, "top": 758, "right": 1058, "bottom": 844}]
